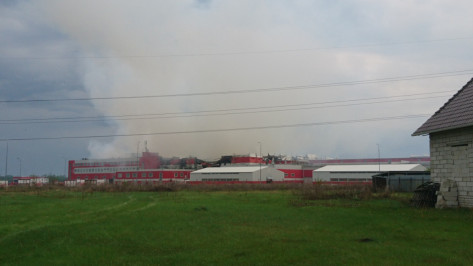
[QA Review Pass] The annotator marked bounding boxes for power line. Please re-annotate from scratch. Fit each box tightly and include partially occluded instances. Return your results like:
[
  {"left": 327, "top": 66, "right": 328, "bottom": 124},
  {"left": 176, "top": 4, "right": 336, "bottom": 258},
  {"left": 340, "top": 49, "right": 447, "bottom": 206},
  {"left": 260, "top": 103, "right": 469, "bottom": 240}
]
[
  {"left": 1, "top": 36, "right": 472, "bottom": 60},
  {"left": 0, "top": 114, "right": 430, "bottom": 142},
  {"left": 0, "top": 69, "right": 471, "bottom": 103},
  {"left": 2, "top": 90, "right": 451, "bottom": 122},
  {"left": 0, "top": 92, "right": 452, "bottom": 125},
  {"left": 1, "top": 91, "right": 452, "bottom": 123}
]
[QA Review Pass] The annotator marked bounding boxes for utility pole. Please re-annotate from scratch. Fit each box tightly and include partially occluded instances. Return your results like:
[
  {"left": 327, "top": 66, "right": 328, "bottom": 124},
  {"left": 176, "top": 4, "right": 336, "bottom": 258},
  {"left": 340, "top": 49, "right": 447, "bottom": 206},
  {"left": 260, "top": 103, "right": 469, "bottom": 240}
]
[
  {"left": 17, "top": 157, "right": 21, "bottom": 177},
  {"left": 258, "top": 141, "right": 262, "bottom": 182},
  {"left": 136, "top": 141, "right": 140, "bottom": 171},
  {"left": 377, "top": 143, "right": 381, "bottom": 172},
  {"left": 64, "top": 158, "right": 67, "bottom": 179},
  {"left": 4, "top": 142, "right": 8, "bottom": 181}
]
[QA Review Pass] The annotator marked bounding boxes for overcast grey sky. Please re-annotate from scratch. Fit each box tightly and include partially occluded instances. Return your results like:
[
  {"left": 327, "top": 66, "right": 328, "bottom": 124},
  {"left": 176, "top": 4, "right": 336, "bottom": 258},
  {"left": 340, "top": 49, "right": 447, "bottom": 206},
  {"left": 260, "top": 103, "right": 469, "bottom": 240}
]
[{"left": 1, "top": 0, "right": 473, "bottom": 176}]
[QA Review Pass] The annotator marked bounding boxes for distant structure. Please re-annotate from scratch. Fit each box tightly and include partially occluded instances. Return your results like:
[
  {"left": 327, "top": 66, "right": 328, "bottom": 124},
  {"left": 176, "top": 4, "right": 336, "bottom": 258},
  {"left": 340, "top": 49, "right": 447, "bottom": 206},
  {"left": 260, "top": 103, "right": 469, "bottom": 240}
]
[
  {"left": 309, "top": 156, "right": 430, "bottom": 167},
  {"left": 65, "top": 151, "right": 430, "bottom": 186},
  {"left": 67, "top": 152, "right": 198, "bottom": 185},
  {"left": 413, "top": 77, "right": 473, "bottom": 208},
  {"left": 12, "top": 176, "right": 49, "bottom": 186},
  {"left": 190, "top": 166, "right": 284, "bottom": 183},
  {"left": 313, "top": 164, "right": 427, "bottom": 184}
]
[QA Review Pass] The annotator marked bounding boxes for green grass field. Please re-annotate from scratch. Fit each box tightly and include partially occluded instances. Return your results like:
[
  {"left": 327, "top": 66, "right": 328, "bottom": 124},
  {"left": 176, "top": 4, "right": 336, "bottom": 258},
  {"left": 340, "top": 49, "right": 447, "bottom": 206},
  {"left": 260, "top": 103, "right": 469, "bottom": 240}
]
[{"left": 1, "top": 187, "right": 472, "bottom": 265}]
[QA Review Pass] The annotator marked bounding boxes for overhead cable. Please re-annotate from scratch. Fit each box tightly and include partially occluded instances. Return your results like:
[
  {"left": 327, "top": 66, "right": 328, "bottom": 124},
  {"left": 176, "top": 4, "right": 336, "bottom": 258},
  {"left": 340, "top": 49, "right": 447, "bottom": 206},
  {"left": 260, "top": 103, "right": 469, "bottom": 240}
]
[
  {"left": 0, "top": 70, "right": 471, "bottom": 103},
  {"left": 0, "top": 93, "right": 452, "bottom": 125},
  {"left": 0, "top": 114, "right": 430, "bottom": 142}
]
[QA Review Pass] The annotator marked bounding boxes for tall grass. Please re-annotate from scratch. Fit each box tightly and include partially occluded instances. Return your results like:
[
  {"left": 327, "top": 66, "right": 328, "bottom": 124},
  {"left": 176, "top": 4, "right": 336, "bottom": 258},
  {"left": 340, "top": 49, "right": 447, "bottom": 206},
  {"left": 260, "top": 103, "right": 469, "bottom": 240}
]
[
  {"left": 3, "top": 183, "right": 396, "bottom": 202},
  {"left": 295, "top": 183, "right": 392, "bottom": 201},
  {"left": 2, "top": 182, "right": 307, "bottom": 193},
  {"left": 3, "top": 183, "right": 399, "bottom": 209}
]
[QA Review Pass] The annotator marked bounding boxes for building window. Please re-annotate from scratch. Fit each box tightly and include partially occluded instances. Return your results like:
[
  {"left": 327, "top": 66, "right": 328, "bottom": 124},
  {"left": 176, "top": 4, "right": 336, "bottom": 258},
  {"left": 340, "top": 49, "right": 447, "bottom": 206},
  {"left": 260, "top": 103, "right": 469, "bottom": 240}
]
[
  {"left": 148, "top": 173, "right": 153, "bottom": 177},
  {"left": 141, "top": 173, "right": 147, "bottom": 178},
  {"left": 132, "top": 173, "right": 138, "bottom": 178},
  {"left": 126, "top": 173, "right": 130, "bottom": 178},
  {"left": 180, "top": 173, "right": 184, "bottom": 177},
  {"left": 174, "top": 173, "right": 178, "bottom": 177},
  {"left": 291, "top": 173, "right": 295, "bottom": 177},
  {"left": 284, "top": 173, "right": 288, "bottom": 177},
  {"left": 118, "top": 173, "right": 122, "bottom": 178}
]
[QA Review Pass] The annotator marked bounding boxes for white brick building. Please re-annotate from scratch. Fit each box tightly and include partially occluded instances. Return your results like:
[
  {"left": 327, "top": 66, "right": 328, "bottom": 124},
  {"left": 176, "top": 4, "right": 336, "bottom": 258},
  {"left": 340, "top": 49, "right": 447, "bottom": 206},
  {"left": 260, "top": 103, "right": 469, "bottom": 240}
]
[{"left": 413, "top": 78, "right": 473, "bottom": 207}]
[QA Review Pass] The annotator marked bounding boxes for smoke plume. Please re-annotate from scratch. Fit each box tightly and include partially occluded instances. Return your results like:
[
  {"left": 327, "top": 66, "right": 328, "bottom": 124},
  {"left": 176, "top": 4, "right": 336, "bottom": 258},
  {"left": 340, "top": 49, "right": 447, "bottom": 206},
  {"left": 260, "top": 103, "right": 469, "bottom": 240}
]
[{"left": 36, "top": 0, "right": 471, "bottom": 159}]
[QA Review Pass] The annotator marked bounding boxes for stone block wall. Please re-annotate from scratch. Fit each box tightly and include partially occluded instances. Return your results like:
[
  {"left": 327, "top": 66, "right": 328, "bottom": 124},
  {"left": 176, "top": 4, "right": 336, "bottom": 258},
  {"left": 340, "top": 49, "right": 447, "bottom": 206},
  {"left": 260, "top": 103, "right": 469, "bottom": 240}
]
[
  {"left": 436, "top": 179, "right": 458, "bottom": 208},
  {"left": 430, "top": 126, "right": 473, "bottom": 207}
]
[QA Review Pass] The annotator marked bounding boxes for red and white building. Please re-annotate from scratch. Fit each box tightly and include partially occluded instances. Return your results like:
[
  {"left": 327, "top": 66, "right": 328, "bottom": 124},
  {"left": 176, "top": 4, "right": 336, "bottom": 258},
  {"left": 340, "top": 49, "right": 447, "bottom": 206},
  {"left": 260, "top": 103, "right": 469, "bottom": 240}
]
[
  {"left": 196, "top": 154, "right": 314, "bottom": 183},
  {"left": 67, "top": 151, "right": 198, "bottom": 185},
  {"left": 66, "top": 151, "right": 430, "bottom": 185}
]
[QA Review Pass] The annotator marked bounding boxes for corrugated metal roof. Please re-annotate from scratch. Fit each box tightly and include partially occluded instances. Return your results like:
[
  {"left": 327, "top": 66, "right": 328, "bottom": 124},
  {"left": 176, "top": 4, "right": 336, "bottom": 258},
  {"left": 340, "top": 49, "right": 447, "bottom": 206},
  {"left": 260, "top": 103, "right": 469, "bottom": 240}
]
[
  {"left": 413, "top": 77, "right": 473, "bottom": 135},
  {"left": 314, "top": 164, "right": 427, "bottom": 172},
  {"left": 193, "top": 166, "right": 268, "bottom": 173}
]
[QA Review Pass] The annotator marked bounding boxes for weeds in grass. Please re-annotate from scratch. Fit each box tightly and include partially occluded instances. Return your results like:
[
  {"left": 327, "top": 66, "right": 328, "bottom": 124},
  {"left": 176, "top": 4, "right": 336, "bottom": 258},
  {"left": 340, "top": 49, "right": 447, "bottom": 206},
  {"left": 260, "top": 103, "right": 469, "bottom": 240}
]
[
  {"left": 2, "top": 183, "right": 399, "bottom": 205},
  {"left": 289, "top": 183, "right": 395, "bottom": 207},
  {"left": 296, "top": 183, "right": 375, "bottom": 200},
  {"left": 2, "top": 182, "right": 306, "bottom": 194}
]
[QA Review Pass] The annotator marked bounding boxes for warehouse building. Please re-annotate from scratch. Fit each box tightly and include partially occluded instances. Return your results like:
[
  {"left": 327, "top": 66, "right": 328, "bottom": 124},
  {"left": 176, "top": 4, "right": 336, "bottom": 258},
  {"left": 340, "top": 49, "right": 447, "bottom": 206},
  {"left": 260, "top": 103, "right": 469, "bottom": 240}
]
[
  {"left": 313, "top": 164, "right": 427, "bottom": 183},
  {"left": 190, "top": 166, "right": 284, "bottom": 183}
]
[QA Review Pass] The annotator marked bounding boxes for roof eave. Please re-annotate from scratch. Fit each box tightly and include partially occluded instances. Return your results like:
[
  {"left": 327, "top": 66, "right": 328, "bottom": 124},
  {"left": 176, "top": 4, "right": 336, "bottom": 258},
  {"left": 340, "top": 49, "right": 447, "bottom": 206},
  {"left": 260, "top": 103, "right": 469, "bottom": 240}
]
[
  {"left": 412, "top": 123, "right": 473, "bottom": 136},
  {"left": 412, "top": 77, "right": 473, "bottom": 136}
]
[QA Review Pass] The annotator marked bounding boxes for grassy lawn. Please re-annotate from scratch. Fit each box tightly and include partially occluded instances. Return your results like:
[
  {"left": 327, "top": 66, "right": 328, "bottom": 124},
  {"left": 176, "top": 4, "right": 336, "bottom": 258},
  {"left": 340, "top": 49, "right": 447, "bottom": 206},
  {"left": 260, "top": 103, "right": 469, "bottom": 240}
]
[{"left": 0, "top": 188, "right": 472, "bottom": 265}]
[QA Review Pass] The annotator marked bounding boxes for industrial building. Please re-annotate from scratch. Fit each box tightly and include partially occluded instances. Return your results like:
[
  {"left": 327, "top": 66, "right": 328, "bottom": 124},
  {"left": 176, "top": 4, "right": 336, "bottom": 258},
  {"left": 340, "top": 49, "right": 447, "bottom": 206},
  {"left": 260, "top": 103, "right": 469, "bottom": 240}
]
[
  {"left": 64, "top": 149, "right": 431, "bottom": 186},
  {"left": 67, "top": 151, "right": 198, "bottom": 184},
  {"left": 114, "top": 169, "right": 193, "bottom": 184},
  {"left": 206, "top": 154, "right": 314, "bottom": 183},
  {"left": 190, "top": 166, "right": 284, "bottom": 183},
  {"left": 309, "top": 157, "right": 430, "bottom": 167},
  {"left": 313, "top": 164, "right": 427, "bottom": 183}
]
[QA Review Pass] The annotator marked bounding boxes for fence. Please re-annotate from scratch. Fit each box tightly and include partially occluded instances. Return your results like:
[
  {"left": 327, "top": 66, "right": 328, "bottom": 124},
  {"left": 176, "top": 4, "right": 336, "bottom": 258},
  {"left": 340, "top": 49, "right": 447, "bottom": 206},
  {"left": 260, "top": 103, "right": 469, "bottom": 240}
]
[{"left": 372, "top": 171, "right": 430, "bottom": 192}]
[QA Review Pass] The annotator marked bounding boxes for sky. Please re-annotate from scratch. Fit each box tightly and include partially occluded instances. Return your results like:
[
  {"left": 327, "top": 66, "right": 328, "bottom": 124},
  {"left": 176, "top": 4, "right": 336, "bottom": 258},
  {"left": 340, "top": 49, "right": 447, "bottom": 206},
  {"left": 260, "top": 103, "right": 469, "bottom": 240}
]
[{"left": 1, "top": 0, "right": 473, "bottom": 176}]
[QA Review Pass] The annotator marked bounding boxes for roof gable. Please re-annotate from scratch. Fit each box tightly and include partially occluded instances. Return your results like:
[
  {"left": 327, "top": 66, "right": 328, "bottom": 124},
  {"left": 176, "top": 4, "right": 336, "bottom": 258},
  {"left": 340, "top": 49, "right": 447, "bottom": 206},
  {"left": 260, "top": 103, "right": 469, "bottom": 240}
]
[{"left": 413, "top": 77, "right": 473, "bottom": 135}]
